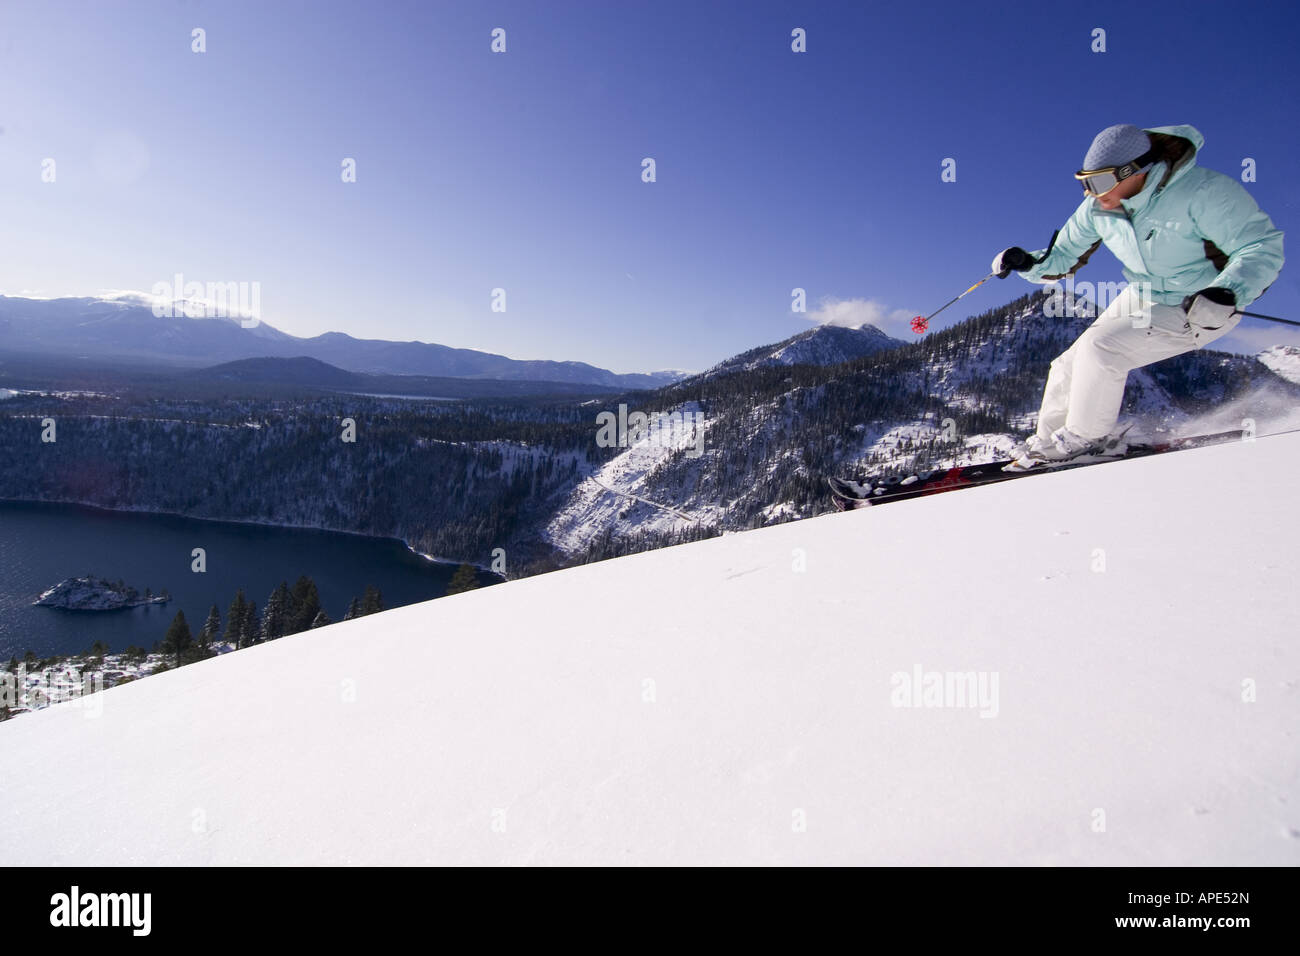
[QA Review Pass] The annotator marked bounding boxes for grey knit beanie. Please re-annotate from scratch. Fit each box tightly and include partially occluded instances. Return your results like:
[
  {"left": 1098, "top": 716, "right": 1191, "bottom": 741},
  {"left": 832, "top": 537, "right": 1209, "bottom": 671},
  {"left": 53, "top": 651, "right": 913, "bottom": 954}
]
[{"left": 1083, "top": 124, "right": 1154, "bottom": 172}]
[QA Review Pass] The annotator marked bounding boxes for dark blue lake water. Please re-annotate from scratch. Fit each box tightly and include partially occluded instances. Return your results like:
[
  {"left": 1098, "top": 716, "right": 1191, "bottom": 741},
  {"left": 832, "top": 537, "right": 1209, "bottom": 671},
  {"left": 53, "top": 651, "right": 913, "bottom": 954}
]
[{"left": 0, "top": 501, "right": 497, "bottom": 659}]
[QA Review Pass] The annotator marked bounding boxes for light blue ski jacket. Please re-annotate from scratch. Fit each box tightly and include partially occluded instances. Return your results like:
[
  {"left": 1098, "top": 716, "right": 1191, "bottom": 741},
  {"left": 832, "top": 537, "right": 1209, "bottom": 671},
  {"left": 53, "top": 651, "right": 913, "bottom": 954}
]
[{"left": 1017, "top": 125, "right": 1284, "bottom": 308}]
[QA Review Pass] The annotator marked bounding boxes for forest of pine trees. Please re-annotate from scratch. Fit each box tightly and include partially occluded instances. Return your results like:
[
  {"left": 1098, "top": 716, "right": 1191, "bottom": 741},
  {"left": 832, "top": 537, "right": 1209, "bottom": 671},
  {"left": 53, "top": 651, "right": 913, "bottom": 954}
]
[{"left": 146, "top": 575, "right": 382, "bottom": 672}]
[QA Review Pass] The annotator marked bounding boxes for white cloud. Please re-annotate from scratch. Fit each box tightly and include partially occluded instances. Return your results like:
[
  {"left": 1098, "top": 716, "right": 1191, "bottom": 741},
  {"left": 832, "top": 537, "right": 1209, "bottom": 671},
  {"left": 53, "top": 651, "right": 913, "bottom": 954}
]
[
  {"left": 805, "top": 296, "right": 916, "bottom": 338},
  {"left": 94, "top": 287, "right": 259, "bottom": 323},
  {"left": 1216, "top": 324, "right": 1295, "bottom": 357},
  {"left": 0, "top": 289, "right": 55, "bottom": 299},
  {"left": 96, "top": 289, "right": 159, "bottom": 307}
]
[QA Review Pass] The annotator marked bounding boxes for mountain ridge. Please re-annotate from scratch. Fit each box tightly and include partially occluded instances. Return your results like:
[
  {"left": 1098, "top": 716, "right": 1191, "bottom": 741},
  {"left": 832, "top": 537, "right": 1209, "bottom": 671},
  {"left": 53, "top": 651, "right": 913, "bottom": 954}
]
[
  {"left": 0, "top": 294, "right": 685, "bottom": 390},
  {"left": 699, "top": 322, "right": 906, "bottom": 379},
  {"left": 189, "top": 355, "right": 624, "bottom": 397}
]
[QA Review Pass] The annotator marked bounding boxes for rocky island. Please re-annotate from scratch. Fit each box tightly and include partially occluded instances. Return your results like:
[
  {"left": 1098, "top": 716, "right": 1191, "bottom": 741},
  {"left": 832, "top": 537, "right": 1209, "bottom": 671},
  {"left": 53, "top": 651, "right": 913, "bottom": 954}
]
[{"left": 34, "top": 576, "right": 169, "bottom": 611}]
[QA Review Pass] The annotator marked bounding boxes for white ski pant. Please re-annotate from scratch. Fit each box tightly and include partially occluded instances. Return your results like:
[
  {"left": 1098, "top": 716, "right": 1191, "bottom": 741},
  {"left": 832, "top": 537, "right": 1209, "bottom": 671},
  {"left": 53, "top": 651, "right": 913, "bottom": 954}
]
[{"left": 1035, "top": 284, "right": 1243, "bottom": 441}]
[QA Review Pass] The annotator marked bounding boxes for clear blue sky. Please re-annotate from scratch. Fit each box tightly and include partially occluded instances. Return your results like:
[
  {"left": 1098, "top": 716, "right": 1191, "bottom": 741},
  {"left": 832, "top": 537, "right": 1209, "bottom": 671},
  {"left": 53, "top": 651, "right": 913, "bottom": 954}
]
[{"left": 2, "top": 0, "right": 1296, "bottom": 372}]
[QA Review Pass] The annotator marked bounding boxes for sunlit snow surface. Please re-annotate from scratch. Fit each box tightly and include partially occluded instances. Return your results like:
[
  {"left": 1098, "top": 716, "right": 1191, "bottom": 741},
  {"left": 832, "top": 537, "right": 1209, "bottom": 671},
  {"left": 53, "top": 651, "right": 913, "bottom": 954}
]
[{"left": 1, "top": 432, "right": 1297, "bottom": 865}]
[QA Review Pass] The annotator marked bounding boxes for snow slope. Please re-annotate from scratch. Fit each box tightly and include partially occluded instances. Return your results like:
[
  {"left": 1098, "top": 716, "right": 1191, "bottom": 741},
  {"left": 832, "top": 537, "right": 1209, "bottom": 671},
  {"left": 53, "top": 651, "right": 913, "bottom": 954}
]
[{"left": 2, "top": 433, "right": 1298, "bottom": 865}]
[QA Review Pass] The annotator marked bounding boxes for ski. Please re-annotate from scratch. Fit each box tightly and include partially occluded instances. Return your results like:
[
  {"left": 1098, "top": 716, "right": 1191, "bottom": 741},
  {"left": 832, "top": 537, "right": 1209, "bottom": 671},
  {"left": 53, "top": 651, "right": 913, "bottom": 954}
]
[{"left": 828, "top": 429, "right": 1250, "bottom": 510}]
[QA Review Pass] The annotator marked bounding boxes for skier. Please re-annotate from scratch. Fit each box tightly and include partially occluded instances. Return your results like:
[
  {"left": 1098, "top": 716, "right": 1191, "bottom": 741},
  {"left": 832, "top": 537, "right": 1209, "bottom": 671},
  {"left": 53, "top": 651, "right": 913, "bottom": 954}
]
[{"left": 993, "top": 124, "right": 1284, "bottom": 465}]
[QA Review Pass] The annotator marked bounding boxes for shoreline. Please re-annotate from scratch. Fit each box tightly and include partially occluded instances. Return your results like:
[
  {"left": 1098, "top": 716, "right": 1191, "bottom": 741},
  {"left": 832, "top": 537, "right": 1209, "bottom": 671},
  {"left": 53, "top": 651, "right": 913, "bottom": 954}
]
[
  {"left": 400, "top": 541, "right": 498, "bottom": 575},
  {"left": 0, "top": 495, "right": 485, "bottom": 573}
]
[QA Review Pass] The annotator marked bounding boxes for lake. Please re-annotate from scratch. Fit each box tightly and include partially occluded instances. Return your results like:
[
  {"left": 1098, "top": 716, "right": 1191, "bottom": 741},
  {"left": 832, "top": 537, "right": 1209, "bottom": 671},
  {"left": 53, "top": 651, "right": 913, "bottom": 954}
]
[{"left": 0, "top": 500, "right": 498, "bottom": 659}]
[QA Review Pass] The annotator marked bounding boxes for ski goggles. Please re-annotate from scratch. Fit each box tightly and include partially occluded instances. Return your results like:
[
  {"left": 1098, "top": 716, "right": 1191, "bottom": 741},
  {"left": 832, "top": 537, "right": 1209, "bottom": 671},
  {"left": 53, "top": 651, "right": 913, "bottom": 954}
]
[
  {"left": 1074, "top": 147, "right": 1159, "bottom": 196},
  {"left": 1075, "top": 163, "right": 1140, "bottom": 197}
]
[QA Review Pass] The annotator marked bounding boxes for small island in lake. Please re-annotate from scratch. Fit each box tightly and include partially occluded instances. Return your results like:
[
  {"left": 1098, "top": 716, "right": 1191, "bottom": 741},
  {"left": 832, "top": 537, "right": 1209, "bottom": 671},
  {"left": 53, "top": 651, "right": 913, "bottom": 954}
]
[{"left": 34, "top": 576, "right": 170, "bottom": 611}]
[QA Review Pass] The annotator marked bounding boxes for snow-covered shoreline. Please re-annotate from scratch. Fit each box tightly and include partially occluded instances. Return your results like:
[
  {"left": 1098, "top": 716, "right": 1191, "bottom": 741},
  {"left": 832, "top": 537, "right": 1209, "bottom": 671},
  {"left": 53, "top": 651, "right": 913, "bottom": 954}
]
[
  {"left": 400, "top": 540, "right": 497, "bottom": 574},
  {"left": 1, "top": 650, "right": 171, "bottom": 721}
]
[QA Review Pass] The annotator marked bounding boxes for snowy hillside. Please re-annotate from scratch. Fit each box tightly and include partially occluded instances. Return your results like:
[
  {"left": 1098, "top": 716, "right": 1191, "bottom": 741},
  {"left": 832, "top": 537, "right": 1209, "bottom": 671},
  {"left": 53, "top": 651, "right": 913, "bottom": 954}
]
[
  {"left": 545, "top": 402, "right": 713, "bottom": 552},
  {"left": 3, "top": 430, "right": 1297, "bottom": 865},
  {"left": 546, "top": 291, "right": 1300, "bottom": 560},
  {"left": 1258, "top": 345, "right": 1300, "bottom": 384}
]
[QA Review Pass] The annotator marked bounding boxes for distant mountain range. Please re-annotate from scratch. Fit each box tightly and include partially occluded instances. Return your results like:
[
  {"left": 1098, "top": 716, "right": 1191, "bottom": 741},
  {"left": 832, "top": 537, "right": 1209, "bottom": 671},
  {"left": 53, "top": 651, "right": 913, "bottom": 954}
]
[{"left": 0, "top": 294, "right": 688, "bottom": 390}]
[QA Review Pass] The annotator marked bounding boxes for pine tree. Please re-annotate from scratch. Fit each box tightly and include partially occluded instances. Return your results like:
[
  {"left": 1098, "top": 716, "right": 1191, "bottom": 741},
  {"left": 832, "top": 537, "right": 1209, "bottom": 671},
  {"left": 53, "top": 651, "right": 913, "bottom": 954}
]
[
  {"left": 446, "top": 563, "right": 480, "bottom": 595},
  {"left": 198, "top": 604, "right": 221, "bottom": 652},
  {"left": 310, "top": 609, "right": 332, "bottom": 629},
  {"left": 360, "top": 585, "right": 383, "bottom": 616},
  {"left": 223, "top": 590, "right": 248, "bottom": 648},
  {"left": 262, "top": 581, "right": 291, "bottom": 642},
  {"left": 244, "top": 600, "right": 261, "bottom": 647},
  {"left": 342, "top": 597, "right": 361, "bottom": 621},
  {"left": 288, "top": 576, "right": 321, "bottom": 635},
  {"left": 162, "top": 610, "right": 193, "bottom": 667}
]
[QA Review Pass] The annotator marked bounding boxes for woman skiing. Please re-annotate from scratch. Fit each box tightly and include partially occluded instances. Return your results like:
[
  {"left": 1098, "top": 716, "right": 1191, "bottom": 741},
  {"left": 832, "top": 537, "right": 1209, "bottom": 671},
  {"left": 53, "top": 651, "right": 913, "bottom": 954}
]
[{"left": 993, "top": 123, "right": 1284, "bottom": 465}]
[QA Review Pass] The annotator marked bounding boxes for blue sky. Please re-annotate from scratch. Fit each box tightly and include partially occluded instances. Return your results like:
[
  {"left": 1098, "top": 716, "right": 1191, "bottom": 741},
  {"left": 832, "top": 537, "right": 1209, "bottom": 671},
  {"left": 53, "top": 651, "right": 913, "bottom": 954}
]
[{"left": 1, "top": 0, "right": 1296, "bottom": 372}]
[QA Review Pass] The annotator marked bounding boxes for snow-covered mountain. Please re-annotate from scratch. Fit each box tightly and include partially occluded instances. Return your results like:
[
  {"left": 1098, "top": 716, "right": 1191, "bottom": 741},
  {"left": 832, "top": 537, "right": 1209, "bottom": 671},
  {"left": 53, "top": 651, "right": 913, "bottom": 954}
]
[
  {"left": 6, "top": 288, "right": 1294, "bottom": 573},
  {"left": 545, "top": 290, "right": 1300, "bottom": 560},
  {"left": 702, "top": 322, "right": 905, "bottom": 377},
  {"left": 4, "top": 429, "right": 1297, "bottom": 865},
  {"left": 0, "top": 294, "right": 684, "bottom": 389},
  {"left": 1258, "top": 345, "right": 1300, "bottom": 384}
]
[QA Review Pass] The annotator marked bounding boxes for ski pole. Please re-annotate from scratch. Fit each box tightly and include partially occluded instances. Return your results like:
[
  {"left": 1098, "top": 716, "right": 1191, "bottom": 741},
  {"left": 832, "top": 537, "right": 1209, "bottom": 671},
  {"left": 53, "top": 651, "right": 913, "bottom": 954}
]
[
  {"left": 910, "top": 230, "right": 1059, "bottom": 334},
  {"left": 1237, "top": 309, "right": 1300, "bottom": 328},
  {"left": 909, "top": 275, "right": 995, "bottom": 334}
]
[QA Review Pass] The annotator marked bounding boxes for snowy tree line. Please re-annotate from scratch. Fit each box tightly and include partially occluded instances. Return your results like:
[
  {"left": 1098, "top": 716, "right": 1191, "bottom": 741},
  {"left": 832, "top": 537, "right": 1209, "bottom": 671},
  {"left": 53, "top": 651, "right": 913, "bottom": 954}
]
[{"left": 155, "top": 566, "right": 478, "bottom": 667}]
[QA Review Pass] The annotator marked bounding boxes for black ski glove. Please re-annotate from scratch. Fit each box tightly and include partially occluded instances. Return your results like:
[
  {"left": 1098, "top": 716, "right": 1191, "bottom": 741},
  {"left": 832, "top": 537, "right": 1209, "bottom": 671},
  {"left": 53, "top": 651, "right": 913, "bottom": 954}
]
[
  {"left": 992, "top": 246, "right": 1036, "bottom": 278},
  {"left": 1181, "top": 287, "right": 1236, "bottom": 311}
]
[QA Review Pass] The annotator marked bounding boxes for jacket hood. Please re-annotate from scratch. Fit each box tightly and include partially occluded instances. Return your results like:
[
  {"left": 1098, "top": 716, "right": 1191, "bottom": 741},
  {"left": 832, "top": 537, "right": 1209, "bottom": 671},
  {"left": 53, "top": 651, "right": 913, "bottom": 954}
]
[
  {"left": 1103, "top": 125, "right": 1203, "bottom": 216},
  {"left": 1144, "top": 124, "right": 1204, "bottom": 153},
  {"left": 1141, "top": 124, "right": 1203, "bottom": 190}
]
